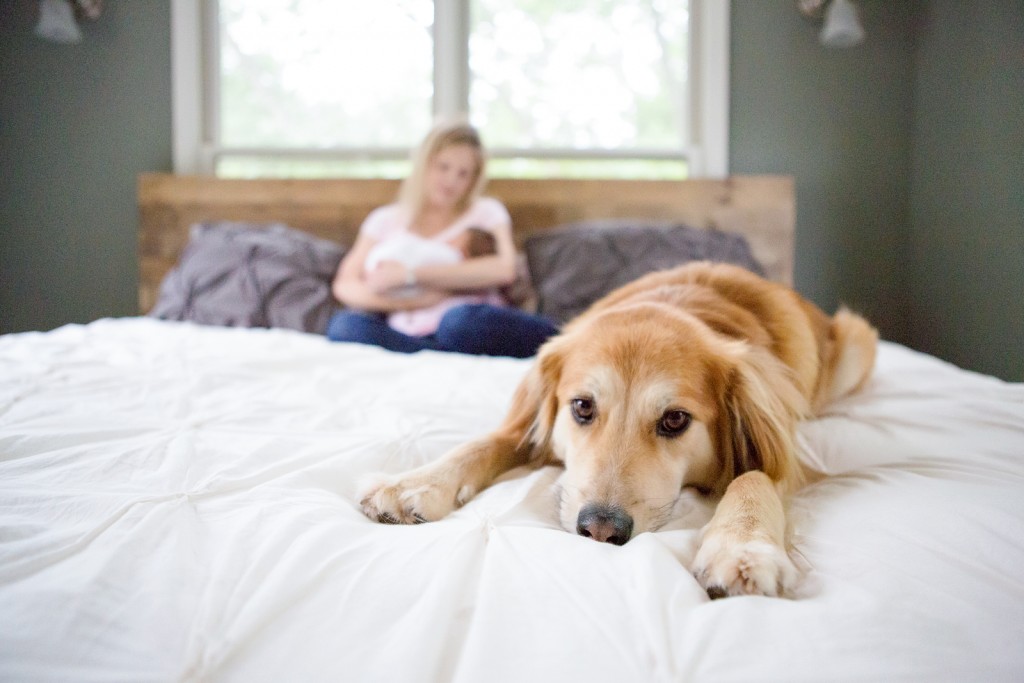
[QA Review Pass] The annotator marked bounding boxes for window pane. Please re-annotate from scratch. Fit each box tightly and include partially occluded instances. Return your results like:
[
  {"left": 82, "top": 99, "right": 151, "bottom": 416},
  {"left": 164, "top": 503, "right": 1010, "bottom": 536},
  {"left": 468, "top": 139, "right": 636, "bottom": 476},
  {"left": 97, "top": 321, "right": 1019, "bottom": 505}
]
[
  {"left": 219, "top": 0, "right": 434, "bottom": 149},
  {"left": 487, "top": 158, "right": 687, "bottom": 180},
  {"left": 216, "top": 157, "right": 411, "bottom": 179},
  {"left": 469, "top": 0, "right": 690, "bottom": 151}
]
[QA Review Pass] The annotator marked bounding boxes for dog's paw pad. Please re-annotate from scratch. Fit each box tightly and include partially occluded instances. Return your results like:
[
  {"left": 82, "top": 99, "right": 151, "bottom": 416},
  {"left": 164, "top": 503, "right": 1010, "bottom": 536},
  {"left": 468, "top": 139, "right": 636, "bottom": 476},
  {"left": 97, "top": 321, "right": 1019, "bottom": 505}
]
[
  {"left": 357, "top": 472, "right": 462, "bottom": 525},
  {"left": 377, "top": 510, "right": 400, "bottom": 525},
  {"left": 693, "top": 537, "right": 798, "bottom": 599},
  {"left": 704, "top": 584, "right": 729, "bottom": 600}
]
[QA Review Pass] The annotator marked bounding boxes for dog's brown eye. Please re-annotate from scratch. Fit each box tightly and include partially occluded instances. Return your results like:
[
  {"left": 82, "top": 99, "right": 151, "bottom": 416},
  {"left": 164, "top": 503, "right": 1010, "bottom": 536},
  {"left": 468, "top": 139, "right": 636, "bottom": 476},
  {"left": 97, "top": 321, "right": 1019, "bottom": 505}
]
[
  {"left": 658, "top": 409, "right": 692, "bottom": 437},
  {"left": 570, "top": 397, "right": 596, "bottom": 425}
]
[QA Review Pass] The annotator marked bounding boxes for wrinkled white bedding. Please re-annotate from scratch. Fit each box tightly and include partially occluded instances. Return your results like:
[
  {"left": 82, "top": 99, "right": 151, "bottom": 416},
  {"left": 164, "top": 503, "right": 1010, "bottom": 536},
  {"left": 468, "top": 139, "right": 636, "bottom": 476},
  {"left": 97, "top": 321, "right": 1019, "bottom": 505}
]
[{"left": 1, "top": 318, "right": 1023, "bottom": 682}]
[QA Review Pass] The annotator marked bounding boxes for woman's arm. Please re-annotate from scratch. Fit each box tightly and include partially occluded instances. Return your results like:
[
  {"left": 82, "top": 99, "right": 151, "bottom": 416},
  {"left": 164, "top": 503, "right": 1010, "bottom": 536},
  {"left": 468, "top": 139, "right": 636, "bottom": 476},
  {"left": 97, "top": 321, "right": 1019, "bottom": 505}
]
[
  {"left": 367, "top": 221, "right": 518, "bottom": 294},
  {"left": 331, "top": 234, "right": 448, "bottom": 312}
]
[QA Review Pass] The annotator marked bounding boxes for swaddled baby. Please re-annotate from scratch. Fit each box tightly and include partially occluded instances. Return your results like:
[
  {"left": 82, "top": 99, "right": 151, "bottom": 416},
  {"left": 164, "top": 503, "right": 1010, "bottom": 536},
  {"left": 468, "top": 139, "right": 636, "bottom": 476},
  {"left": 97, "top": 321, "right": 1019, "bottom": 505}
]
[{"left": 364, "top": 227, "right": 503, "bottom": 336}]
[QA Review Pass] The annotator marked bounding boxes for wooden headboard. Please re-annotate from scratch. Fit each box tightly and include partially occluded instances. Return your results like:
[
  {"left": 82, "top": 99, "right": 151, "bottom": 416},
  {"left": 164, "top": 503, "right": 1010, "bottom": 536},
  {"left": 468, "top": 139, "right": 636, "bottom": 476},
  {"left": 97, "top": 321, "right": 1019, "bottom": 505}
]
[{"left": 138, "top": 174, "right": 795, "bottom": 314}]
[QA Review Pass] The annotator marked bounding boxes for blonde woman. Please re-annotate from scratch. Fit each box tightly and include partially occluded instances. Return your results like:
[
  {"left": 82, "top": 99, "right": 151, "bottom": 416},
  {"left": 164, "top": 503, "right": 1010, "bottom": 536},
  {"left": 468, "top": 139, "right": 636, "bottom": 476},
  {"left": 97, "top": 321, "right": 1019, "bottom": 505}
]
[{"left": 327, "top": 121, "right": 558, "bottom": 357}]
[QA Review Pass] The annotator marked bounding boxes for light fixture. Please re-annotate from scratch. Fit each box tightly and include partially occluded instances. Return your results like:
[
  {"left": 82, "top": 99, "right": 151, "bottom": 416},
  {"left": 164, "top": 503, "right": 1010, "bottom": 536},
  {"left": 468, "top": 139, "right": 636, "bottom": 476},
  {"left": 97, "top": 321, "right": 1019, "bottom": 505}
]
[
  {"left": 34, "top": 0, "right": 104, "bottom": 44},
  {"left": 35, "top": 0, "right": 81, "bottom": 44},
  {"left": 797, "top": 0, "right": 866, "bottom": 49}
]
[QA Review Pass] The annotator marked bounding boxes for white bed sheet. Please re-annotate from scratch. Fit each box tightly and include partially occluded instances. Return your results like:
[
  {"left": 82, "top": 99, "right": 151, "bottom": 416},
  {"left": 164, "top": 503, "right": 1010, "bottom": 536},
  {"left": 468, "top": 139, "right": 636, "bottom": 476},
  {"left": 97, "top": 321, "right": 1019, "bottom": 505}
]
[{"left": 1, "top": 318, "right": 1023, "bottom": 682}]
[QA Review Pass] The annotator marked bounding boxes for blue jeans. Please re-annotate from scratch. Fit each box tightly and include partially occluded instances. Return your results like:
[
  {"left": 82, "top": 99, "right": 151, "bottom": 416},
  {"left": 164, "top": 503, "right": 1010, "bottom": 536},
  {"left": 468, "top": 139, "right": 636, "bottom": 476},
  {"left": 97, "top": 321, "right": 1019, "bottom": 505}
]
[{"left": 325, "top": 304, "right": 560, "bottom": 358}]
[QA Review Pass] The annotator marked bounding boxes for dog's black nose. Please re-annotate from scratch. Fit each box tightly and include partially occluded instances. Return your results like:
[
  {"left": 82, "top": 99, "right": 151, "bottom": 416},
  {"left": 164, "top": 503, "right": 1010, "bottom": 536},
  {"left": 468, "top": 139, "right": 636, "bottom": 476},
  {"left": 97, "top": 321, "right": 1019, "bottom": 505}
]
[{"left": 576, "top": 504, "right": 633, "bottom": 546}]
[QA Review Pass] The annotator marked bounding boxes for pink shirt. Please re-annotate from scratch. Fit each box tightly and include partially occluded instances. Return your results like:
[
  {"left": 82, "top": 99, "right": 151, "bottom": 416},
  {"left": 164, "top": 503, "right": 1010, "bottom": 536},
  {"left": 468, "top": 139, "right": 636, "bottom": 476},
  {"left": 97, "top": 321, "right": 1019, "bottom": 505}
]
[{"left": 360, "top": 198, "right": 511, "bottom": 336}]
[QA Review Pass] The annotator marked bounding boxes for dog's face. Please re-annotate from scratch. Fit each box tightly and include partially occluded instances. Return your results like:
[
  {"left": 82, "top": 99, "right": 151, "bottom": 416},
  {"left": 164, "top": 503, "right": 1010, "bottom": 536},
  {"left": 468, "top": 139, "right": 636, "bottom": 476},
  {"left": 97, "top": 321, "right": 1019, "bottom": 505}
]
[
  {"left": 534, "top": 304, "right": 732, "bottom": 543},
  {"left": 531, "top": 302, "right": 800, "bottom": 545}
]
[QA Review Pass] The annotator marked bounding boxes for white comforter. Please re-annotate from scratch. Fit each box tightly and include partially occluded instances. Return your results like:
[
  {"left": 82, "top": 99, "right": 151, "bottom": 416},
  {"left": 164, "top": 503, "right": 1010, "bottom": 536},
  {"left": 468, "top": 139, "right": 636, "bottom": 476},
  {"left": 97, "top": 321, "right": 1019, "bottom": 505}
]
[{"left": 1, "top": 318, "right": 1023, "bottom": 682}]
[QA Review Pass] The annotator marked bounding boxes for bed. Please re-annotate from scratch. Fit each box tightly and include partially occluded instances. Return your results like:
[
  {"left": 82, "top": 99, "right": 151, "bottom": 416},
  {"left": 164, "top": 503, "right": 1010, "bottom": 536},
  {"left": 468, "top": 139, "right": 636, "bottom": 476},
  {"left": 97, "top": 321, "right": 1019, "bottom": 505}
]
[{"left": 2, "top": 175, "right": 1023, "bottom": 681}]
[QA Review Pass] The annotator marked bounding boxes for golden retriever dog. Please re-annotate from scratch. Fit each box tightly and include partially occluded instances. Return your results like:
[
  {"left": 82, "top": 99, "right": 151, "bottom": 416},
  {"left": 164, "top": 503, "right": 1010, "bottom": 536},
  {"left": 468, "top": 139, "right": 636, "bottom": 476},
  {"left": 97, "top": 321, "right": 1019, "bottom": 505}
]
[{"left": 360, "top": 262, "right": 877, "bottom": 598}]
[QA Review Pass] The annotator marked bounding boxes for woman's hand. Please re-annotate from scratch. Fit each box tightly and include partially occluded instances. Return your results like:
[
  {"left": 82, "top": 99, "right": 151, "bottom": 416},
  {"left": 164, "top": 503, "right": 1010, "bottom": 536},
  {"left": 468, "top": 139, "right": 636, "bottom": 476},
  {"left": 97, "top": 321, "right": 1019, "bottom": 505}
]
[{"left": 366, "top": 260, "right": 409, "bottom": 294}]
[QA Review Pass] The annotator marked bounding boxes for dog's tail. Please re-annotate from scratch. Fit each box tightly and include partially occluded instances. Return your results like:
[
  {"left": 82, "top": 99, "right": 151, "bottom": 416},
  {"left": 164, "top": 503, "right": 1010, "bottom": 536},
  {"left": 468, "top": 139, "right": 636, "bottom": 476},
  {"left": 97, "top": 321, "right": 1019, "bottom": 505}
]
[{"left": 814, "top": 308, "right": 878, "bottom": 411}]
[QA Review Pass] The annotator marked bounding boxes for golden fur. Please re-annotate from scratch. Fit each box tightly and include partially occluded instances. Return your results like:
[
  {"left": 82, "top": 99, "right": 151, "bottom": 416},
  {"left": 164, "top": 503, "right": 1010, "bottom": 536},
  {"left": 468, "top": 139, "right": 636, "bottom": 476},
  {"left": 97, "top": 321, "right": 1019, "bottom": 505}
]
[{"left": 360, "top": 262, "right": 877, "bottom": 598}]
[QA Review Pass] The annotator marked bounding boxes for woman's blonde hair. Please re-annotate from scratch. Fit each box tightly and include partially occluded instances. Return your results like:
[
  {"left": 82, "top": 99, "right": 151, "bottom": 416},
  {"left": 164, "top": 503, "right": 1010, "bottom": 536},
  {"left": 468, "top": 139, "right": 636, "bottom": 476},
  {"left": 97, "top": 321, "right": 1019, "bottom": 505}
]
[{"left": 398, "top": 120, "right": 488, "bottom": 221}]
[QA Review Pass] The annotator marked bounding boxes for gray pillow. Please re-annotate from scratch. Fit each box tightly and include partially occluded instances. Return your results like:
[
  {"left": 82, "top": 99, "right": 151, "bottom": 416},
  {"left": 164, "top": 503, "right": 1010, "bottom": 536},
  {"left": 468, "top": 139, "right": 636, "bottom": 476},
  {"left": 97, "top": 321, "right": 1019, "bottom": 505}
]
[
  {"left": 525, "top": 221, "right": 764, "bottom": 324},
  {"left": 149, "top": 221, "right": 345, "bottom": 333}
]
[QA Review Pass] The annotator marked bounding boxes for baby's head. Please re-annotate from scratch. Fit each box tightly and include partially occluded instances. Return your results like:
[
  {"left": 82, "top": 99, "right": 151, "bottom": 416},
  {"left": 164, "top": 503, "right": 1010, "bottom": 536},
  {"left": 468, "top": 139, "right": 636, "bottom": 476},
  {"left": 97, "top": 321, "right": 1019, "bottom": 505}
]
[{"left": 457, "top": 227, "right": 497, "bottom": 258}]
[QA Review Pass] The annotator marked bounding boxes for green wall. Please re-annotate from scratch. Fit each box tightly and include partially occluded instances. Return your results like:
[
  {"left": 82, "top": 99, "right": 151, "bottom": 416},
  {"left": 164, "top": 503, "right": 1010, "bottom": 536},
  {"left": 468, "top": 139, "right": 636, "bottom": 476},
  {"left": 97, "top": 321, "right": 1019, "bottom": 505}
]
[
  {"left": 0, "top": 1, "right": 172, "bottom": 332},
  {"left": 731, "top": 1, "right": 918, "bottom": 347},
  {"left": 731, "top": 0, "right": 1022, "bottom": 381},
  {"left": 1, "top": 1, "right": 1021, "bottom": 380},
  {"left": 908, "top": 0, "right": 1024, "bottom": 380}
]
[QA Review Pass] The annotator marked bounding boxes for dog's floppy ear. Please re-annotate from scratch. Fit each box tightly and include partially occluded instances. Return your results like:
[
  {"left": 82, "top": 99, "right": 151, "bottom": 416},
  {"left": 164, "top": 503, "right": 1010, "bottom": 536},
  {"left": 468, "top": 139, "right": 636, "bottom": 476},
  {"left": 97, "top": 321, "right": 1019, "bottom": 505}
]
[
  {"left": 720, "top": 343, "right": 808, "bottom": 489},
  {"left": 493, "top": 333, "right": 566, "bottom": 461}
]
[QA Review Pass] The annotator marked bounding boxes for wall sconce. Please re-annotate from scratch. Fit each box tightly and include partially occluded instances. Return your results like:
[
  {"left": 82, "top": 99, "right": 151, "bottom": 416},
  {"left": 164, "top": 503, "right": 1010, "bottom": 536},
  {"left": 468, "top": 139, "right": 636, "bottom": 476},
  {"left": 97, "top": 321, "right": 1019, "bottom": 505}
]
[
  {"left": 797, "top": 0, "right": 866, "bottom": 48},
  {"left": 35, "top": 0, "right": 103, "bottom": 44}
]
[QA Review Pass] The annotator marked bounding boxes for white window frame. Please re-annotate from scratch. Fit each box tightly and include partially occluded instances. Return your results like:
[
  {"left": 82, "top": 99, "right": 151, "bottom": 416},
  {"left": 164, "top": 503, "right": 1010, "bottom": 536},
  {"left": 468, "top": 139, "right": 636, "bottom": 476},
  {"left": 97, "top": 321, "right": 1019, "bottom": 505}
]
[{"left": 171, "top": 0, "right": 730, "bottom": 177}]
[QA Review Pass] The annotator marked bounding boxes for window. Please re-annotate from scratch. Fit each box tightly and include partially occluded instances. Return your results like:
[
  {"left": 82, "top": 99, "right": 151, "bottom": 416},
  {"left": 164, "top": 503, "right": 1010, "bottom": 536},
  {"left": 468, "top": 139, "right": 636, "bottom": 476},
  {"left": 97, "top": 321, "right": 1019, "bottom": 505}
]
[{"left": 172, "top": 0, "right": 729, "bottom": 178}]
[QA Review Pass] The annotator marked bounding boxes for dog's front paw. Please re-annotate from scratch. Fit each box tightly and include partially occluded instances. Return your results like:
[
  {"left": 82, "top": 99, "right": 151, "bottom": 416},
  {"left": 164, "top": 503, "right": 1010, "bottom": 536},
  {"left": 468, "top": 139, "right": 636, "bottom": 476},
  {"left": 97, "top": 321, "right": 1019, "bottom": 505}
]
[
  {"left": 358, "top": 471, "right": 474, "bottom": 525},
  {"left": 692, "top": 533, "right": 798, "bottom": 599}
]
